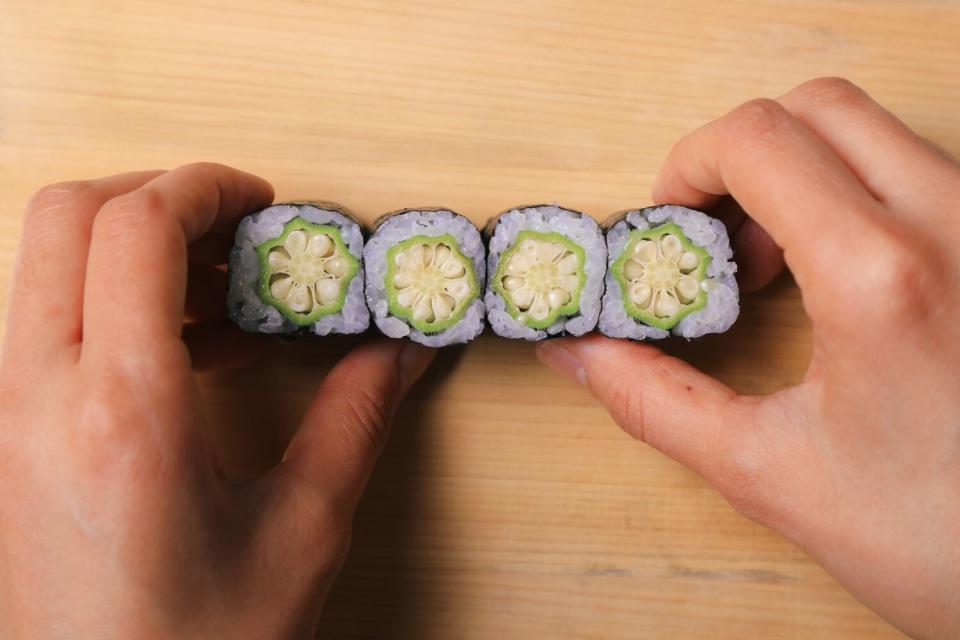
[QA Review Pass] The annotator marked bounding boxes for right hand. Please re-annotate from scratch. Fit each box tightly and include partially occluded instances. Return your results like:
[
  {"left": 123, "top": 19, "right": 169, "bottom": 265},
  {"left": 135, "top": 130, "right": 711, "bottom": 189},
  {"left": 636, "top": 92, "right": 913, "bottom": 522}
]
[{"left": 537, "top": 77, "right": 960, "bottom": 640}]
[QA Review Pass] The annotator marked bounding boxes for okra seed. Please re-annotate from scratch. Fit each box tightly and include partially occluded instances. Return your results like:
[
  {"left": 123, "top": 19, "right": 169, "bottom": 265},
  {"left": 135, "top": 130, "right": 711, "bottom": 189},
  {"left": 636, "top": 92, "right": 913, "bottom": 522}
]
[{"left": 678, "top": 250, "right": 700, "bottom": 272}]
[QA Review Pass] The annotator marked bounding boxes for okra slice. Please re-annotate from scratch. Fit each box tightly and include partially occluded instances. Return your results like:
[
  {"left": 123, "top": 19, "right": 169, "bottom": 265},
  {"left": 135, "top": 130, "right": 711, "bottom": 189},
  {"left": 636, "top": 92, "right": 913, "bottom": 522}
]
[
  {"left": 491, "top": 230, "right": 586, "bottom": 330},
  {"left": 256, "top": 217, "right": 359, "bottom": 325},
  {"left": 611, "top": 223, "right": 711, "bottom": 330},
  {"left": 385, "top": 233, "right": 479, "bottom": 333}
]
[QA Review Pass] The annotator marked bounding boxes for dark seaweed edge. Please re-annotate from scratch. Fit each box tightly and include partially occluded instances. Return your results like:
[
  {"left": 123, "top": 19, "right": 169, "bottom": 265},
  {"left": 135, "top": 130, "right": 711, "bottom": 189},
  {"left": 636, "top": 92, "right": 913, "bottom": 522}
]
[
  {"left": 277, "top": 201, "right": 368, "bottom": 239},
  {"left": 371, "top": 206, "right": 482, "bottom": 233}
]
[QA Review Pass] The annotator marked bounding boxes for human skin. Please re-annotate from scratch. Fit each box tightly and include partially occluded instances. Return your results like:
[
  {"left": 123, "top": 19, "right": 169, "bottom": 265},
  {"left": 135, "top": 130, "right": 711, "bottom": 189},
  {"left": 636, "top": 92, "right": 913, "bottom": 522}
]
[
  {"left": 0, "top": 163, "right": 435, "bottom": 638},
  {"left": 538, "top": 77, "right": 960, "bottom": 639}
]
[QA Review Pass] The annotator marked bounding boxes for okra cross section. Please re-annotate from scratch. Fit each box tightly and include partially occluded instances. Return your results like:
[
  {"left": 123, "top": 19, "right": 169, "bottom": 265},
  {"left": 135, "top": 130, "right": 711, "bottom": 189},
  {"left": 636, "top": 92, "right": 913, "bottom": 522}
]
[
  {"left": 492, "top": 230, "right": 586, "bottom": 330},
  {"left": 611, "top": 223, "right": 711, "bottom": 330},
  {"left": 256, "top": 217, "right": 359, "bottom": 325},
  {"left": 385, "top": 234, "right": 479, "bottom": 334}
]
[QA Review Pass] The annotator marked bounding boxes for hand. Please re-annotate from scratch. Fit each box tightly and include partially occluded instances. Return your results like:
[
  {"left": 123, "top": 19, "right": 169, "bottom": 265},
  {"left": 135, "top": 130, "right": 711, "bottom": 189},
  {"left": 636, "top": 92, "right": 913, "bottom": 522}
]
[
  {"left": 0, "top": 163, "right": 434, "bottom": 639},
  {"left": 537, "top": 78, "right": 960, "bottom": 640}
]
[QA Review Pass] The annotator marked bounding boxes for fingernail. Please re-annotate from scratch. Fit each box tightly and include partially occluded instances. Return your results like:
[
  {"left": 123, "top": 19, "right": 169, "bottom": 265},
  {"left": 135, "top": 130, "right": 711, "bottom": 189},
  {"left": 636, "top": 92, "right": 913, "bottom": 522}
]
[
  {"left": 535, "top": 341, "right": 587, "bottom": 387},
  {"left": 398, "top": 341, "right": 436, "bottom": 387}
]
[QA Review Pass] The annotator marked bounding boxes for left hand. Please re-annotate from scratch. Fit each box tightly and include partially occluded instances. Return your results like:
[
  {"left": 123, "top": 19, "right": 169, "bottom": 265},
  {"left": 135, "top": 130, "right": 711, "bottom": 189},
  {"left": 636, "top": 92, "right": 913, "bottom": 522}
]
[{"left": 0, "top": 163, "right": 434, "bottom": 639}]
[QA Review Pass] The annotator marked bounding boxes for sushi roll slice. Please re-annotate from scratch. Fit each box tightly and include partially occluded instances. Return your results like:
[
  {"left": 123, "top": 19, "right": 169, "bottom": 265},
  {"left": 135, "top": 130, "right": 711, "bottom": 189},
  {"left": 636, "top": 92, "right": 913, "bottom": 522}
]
[
  {"left": 364, "top": 208, "right": 485, "bottom": 347},
  {"left": 598, "top": 205, "right": 739, "bottom": 340},
  {"left": 485, "top": 205, "right": 606, "bottom": 341},
  {"left": 227, "top": 202, "right": 369, "bottom": 335}
]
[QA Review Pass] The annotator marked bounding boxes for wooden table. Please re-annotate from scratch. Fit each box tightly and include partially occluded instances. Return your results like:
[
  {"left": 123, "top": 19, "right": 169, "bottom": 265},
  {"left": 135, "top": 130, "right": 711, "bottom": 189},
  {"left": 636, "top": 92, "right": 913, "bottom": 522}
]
[{"left": 3, "top": 2, "right": 958, "bottom": 637}]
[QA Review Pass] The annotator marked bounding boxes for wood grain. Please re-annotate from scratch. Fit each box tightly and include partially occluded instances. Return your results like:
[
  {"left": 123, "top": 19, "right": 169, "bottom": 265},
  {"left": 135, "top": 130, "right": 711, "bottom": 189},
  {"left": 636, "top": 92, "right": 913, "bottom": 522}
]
[{"left": 3, "top": 1, "right": 958, "bottom": 637}]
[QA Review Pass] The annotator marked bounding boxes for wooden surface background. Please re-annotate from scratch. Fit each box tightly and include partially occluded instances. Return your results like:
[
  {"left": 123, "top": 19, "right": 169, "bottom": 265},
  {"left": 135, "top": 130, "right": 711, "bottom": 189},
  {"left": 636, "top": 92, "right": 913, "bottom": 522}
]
[{"left": 3, "top": 1, "right": 959, "bottom": 638}]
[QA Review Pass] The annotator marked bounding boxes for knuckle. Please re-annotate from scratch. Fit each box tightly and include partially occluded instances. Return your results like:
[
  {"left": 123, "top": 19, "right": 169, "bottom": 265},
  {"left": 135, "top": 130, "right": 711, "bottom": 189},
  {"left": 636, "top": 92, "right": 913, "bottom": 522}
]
[
  {"left": 708, "top": 402, "right": 784, "bottom": 527},
  {"left": 101, "top": 188, "right": 167, "bottom": 223},
  {"left": 794, "top": 76, "right": 867, "bottom": 108},
  {"left": 338, "top": 382, "right": 393, "bottom": 457},
  {"left": 606, "top": 379, "right": 647, "bottom": 442},
  {"left": 278, "top": 479, "right": 353, "bottom": 566},
  {"left": 726, "top": 98, "right": 792, "bottom": 142},
  {"left": 24, "top": 181, "right": 95, "bottom": 224},
  {"left": 15, "top": 182, "right": 99, "bottom": 298},
  {"left": 180, "top": 161, "right": 227, "bottom": 176},
  {"left": 76, "top": 409, "right": 130, "bottom": 451},
  {"left": 858, "top": 231, "right": 943, "bottom": 317},
  {"left": 177, "top": 162, "right": 227, "bottom": 200},
  {"left": 95, "top": 188, "right": 169, "bottom": 240},
  {"left": 715, "top": 443, "right": 776, "bottom": 524},
  {"left": 73, "top": 366, "right": 153, "bottom": 458},
  {"left": 27, "top": 180, "right": 93, "bottom": 211},
  {"left": 287, "top": 477, "right": 341, "bottom": 523},
  {"left": 74, "top": 398, "right": 132, "bottom": 451}
]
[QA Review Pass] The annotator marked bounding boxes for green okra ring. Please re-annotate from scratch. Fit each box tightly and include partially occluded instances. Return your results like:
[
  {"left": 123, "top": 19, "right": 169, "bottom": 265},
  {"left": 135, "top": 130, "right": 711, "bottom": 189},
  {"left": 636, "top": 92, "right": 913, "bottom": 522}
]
[
  {"left": 492, "top": 230, "right": 586, "bottom": 330},
  {"left": 611, "top": 223, "right": 711, "bottom": 330},
  {"left": 385, "top": 233, "right": 479, "bottom": 334},
  {"left": 256, "top": 217, "right": 359, "bottom": 326}
]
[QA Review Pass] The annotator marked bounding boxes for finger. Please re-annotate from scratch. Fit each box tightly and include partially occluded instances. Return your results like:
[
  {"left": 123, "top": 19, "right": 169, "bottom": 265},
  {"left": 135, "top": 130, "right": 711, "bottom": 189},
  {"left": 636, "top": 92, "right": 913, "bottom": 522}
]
[
  {"left": 278, "top": 340, "right": 435, "bottom": 512},
  {"left": 652, "top": 98, "right": 879, "bottom": 288},
  {"left": 536, "top": 335, "right": 758, "bottom": 481},
  {"left": 182, "top": 320, "right": 268, "bottom": 372},
  {"left": 184, "top": 264, "right": 228, "bottom": 322},
  {"left": 4, "top": 171, "right": 165, "bottom": 364},
  {"left": 776, "top": 77, "right": 960, "bottom": 209},
  {"left": 188, "top": 232, "right": 234, "bottom": 265},
  {"left": 704, "top": 197, "right": 784, "bottom": 293},
  {"left": 731, "top": 217, "right": 785, "bottom": 293},
  {"left": 705, "top": 196, "right": 747, "bottom": 234},
  {"left": 82, "top": 163, "right": 273, "bottom": 358}
]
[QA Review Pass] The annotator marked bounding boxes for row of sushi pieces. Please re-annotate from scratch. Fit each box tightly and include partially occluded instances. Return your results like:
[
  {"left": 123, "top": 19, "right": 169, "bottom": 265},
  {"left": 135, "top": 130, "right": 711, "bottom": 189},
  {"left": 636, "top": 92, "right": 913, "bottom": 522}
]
[{"left": 227, "top": 203, "right": 740, "bottom": 346}]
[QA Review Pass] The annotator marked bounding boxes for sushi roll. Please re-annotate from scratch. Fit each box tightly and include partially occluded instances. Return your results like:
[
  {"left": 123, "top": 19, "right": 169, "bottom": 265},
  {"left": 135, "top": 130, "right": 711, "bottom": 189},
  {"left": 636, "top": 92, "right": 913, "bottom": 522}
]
[
  {"left": 364, "top": 208, "right": 485, "bottom": 347},
  {"left": 485, "top": 205, "right": 605, "bottom": 341},
  {"left": 598, "top": 205, "right": 739, "bottom": 340},
  {"left": 227, "top": 202, "right": 369, "bottom": 335}
]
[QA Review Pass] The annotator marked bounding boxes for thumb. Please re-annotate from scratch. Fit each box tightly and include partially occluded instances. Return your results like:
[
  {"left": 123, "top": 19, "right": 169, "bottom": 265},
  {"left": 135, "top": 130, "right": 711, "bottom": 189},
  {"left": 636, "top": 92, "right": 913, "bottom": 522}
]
[
  {"left": 536, "top": 334, "right": 757, "bottom": 479},
  {"left": 279, "top": 339, "right": 435, "bottom": 511}
]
